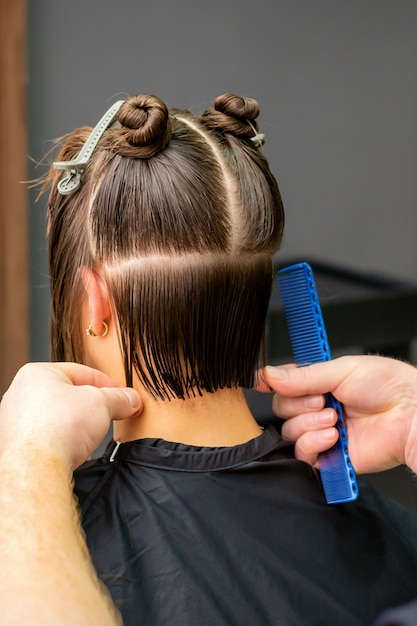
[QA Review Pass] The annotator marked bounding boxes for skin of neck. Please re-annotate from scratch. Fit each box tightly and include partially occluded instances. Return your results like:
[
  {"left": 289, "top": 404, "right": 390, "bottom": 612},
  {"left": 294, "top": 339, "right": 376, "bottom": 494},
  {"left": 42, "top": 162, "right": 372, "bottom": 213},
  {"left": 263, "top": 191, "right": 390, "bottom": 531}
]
[
  {"left": 81, "top": 295, "right": 263, "bottom": 447},
  {"left": 113, "top": 384, "right": 263, "bottom": 446}
]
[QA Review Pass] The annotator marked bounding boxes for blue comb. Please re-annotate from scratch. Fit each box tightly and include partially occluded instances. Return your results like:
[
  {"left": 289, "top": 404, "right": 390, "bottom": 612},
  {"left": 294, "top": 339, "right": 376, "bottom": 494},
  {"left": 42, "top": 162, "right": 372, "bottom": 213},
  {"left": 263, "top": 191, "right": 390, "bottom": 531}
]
[{"left": 276, "top": 262, "right": 358, "bottom": 504}]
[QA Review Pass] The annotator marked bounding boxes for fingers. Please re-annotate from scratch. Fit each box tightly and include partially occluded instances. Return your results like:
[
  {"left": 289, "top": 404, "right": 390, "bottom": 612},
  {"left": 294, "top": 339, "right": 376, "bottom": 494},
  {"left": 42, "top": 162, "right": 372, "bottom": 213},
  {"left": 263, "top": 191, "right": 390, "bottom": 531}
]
[
  {"left": 281, "top": 408, "right": 337, "bottom": 441},
  {"left": 100, "top": 387, "right": 142, "bottom": 421},
  {"left": 292, "top": 428, "right": 339, "bottom": 467},
  {"left": 0, "top": 362, "right": 144, "bottom": 472},
  {"left": 254, "top": 365, "right": 295, "bottom": 393},
  {"left": 263, "top": 359, "right": 355, "bottom": 397},
  {"left": 50, "top": 362, "right": 121, "bottom": 388},
  {"left": 48, "top": 363, "right": 143, "bottom": 418},
  {"left": 281, "top": 409, "right": 339, "bottom": 466},
  {"left": 272, "top": 392, "right": 326, "bottom": 419}
]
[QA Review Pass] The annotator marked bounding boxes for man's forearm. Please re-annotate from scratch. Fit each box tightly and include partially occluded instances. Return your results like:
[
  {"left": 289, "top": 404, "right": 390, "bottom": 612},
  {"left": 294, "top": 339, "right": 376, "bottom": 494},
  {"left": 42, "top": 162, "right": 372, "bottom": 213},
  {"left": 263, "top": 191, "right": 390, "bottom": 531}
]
[{"left": 0, "top": 445, "right": 121, "bottom": 625}]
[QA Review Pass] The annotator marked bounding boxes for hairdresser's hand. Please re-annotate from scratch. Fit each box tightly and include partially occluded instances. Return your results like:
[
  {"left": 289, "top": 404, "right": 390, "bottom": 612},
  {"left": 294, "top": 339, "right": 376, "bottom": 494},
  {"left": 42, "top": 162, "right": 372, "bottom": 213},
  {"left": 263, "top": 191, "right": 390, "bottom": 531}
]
[
  {"left": 0, "top": 362, "right": 142, "bottom": 471},
  {"left": 256, "top": 355, "right": 417, "bottom": 474}
]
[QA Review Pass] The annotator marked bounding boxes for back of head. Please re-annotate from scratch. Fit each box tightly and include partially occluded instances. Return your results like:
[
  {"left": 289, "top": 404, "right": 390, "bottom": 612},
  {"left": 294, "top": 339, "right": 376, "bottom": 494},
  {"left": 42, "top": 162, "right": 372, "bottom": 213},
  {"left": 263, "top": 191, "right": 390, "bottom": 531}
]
[{"left": 45, "top": 93, "right": 285, "bottom": 399}]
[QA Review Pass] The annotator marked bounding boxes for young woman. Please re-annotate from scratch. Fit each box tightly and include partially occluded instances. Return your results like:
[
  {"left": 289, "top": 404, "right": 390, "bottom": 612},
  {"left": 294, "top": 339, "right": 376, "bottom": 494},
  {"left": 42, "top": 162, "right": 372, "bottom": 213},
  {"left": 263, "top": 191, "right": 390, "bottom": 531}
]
[{"left": 44, "top": 92, "right": 417, "bottom": 626}]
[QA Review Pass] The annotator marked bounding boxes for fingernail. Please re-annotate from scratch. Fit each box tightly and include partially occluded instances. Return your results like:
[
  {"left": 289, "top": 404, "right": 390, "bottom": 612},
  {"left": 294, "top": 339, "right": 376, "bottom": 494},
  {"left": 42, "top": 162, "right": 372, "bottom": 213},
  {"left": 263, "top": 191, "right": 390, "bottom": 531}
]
[
  {"left": 122, "top": 388, "right": 141, "bottom": 410},
  {"left": 265, "top": 366, "right": 288, "bottom": 381},
  {"left": 305, "top": 395, "right": 325, "bottom": 410},
  {"left": 316, "top": 409, "right": 334, "bottom": 424},
  {"left": 319, "top": 428, "right": 338, "bottom": 442}
]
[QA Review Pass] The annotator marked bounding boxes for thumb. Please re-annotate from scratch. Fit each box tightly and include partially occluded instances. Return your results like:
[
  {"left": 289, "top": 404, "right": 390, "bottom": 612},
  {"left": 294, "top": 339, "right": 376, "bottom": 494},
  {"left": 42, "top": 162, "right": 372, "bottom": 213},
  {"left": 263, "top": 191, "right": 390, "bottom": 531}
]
[
  {"left": 263, "top": 360, "right": 353, "bottom": 397},
  {"left": 100, "top": 387, "right": 143, "bottom": 421},
  {"left": 263, "top": 361, "right": 328, "bottom": 396},
  {"left": 253, "top": 368, "right": 275, "bottom": 393},
  {"left": 254, "top": 364, "right": 296, "bottom": 393}
]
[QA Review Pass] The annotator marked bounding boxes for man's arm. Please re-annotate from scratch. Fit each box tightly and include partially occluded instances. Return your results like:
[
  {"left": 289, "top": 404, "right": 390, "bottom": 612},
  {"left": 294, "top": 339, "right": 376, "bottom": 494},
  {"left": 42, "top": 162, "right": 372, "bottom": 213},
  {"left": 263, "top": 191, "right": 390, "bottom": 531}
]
[
  {"left": 0, "top": 446, "right": 122, "bottom": 625},
  {"left": 0, "top": 362, "right": 141, "bottom": 625}
]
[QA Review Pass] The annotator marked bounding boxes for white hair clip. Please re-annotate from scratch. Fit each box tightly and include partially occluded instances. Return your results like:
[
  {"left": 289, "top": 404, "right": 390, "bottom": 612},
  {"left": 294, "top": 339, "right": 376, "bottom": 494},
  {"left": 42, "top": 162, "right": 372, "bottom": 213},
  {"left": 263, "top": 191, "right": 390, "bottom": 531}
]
[
  {"left": 53, "top": 100, "right": 124, "bottom": 195},
  {"left": 247, "top": 119, "right": 266, "bottom": 148},
  {"left": 250, "top": 133, "right": 266, "bottom": 148}
]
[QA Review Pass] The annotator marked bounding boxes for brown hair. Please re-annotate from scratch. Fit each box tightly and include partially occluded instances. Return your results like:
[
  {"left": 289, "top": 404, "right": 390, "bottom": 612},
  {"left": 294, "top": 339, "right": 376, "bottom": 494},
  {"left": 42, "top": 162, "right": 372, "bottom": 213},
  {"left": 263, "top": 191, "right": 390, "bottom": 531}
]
[{"left": 45, "top": 93, "right": 284, "bottom": 399}]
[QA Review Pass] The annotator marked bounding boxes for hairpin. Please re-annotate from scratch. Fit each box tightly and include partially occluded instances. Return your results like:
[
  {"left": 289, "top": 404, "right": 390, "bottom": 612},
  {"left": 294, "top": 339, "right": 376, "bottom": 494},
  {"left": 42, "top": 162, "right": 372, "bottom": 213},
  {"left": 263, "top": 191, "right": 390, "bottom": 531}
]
[
  {"left": 53, "top": 100, "right": 125, "bottom": 195},
  {"left": 247, "top": 119, "right": 266, "bottom": 148}
]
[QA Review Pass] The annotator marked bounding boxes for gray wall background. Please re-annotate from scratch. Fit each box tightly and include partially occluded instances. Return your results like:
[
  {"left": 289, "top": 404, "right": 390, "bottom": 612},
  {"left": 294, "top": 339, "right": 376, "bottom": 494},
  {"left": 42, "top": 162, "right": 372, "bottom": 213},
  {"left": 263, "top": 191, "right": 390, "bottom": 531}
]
[{"left": 28, "top": 0, "right": 417, "bottom": 361}]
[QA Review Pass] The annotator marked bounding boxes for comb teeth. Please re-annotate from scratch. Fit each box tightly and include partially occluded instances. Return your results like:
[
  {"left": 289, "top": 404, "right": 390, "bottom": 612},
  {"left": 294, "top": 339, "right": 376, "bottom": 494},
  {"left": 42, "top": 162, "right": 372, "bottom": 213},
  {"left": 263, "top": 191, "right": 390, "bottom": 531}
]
[
  {"left": 277, "top": 262, "right": 359, "bottom": 505},
  {"left": 278, "top": 265, "right": 331, "bottom": 365}
]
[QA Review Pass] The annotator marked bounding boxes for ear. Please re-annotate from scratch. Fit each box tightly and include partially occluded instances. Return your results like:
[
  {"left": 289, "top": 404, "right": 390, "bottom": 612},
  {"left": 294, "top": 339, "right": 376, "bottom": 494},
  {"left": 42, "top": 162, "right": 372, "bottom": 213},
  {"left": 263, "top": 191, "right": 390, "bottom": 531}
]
[{"left": 80, "top": 267, "right": 112, "bottom": 336}]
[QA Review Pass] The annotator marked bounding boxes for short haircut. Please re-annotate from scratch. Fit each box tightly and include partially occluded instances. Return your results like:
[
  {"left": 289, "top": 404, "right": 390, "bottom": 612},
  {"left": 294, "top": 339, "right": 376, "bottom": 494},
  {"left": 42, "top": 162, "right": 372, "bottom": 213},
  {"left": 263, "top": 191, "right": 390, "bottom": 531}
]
[{"left": 44, "top": 93, "right": 284, "bottom": 399}]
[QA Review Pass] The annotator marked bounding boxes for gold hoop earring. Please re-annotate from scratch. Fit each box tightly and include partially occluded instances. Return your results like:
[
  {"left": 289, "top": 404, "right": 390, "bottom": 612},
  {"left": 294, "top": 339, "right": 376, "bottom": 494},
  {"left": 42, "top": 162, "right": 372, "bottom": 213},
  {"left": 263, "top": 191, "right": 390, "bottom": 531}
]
[{"left": 86, "top": 321, "right": 109, "bottom": 338}]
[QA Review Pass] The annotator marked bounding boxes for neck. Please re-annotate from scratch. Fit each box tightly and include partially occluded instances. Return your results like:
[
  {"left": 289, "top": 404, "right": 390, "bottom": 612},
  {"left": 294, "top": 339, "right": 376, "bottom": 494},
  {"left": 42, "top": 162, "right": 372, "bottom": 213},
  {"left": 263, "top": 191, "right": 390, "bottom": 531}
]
[{"left": 113, "top": 386, "right": 263, "bottom": 447}]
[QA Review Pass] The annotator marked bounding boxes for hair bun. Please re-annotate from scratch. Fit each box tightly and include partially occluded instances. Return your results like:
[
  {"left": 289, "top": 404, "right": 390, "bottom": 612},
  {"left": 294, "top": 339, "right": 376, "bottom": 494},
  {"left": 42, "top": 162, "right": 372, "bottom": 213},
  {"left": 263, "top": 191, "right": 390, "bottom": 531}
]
[
  {"left": 202, "top": 93, "right": 261, "bottom": 142},
  {"left": 111, "top": 94, "right": 171, "bottom": 158}
]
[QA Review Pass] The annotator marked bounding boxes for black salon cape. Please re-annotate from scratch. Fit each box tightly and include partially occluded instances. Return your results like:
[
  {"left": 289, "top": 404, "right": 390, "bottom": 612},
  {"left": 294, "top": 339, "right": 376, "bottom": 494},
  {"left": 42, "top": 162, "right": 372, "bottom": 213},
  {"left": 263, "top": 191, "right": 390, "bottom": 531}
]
[
  {"left": 74, "top": 425, "right": 417, "bottom": 626},
  {"left": 376, "top": 600, "right": 417, "bottom": 626}
]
